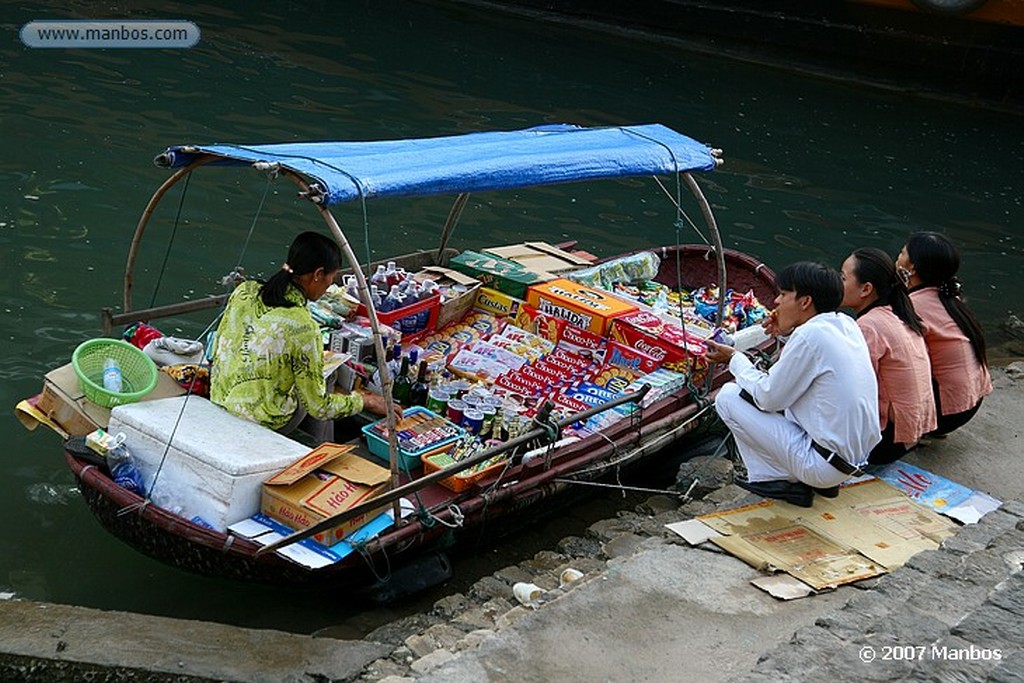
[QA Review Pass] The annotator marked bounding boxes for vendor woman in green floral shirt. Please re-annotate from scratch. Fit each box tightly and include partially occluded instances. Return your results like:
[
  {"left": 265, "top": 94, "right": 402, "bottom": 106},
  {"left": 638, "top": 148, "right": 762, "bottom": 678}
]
[{"left": 211, "top": 231, "right": 395, "bottom": 442}]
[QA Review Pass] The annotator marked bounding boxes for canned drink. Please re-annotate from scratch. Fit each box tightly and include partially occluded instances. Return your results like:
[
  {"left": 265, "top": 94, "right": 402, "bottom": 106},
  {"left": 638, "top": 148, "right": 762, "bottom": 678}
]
[
  {"left": 518, "top": 414, "right": 533, "bottom": 436},
  {"left": 480, "top": 405, "right": 497, "bottom": 439},
  {"left": 426, "top": 388, "right": 450, "bottom": 415},
  {"left": 446, "top": 398, "right": 467, "bottom": 425},
  {"left": 462, "top": 408, "right": 484, "bottom": 435},
  {"left": 462, "top": 394, "right": 483, "bottom": 409},
  {"left": 468, "top": 386, "right": 491, "bottom": 401}
]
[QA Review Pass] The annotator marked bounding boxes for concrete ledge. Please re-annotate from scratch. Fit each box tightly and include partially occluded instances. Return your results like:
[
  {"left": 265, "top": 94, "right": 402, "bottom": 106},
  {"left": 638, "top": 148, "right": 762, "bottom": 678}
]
[{"left": 0, "top": 600, "right": 390, "bottom": 683}]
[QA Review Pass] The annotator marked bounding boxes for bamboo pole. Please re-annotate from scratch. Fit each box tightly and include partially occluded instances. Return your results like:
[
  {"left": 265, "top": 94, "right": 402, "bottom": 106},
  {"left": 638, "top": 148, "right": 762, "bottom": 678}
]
[
  {"left": 682, "top": 172, "right": 727, "bottom": 331},
  {"left": 124, "top": 155, "right": 215, "bottom": 313},
  {"left": 275, "top": 169, "right": 404, "bottom": 529},
  {"left": 254, "top": 385, "right": 650, "bottom": 557}
]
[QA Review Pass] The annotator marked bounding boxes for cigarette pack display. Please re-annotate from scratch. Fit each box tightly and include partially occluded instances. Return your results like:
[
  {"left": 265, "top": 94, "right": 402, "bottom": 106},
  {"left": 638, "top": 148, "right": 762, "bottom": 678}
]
[{"left": 362, "top": 406, "right": 465, "bottom": 470}]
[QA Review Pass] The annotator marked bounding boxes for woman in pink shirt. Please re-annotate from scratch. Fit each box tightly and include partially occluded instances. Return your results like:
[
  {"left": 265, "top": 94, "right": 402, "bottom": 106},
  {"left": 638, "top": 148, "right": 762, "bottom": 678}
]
[
  {"left": 841, "top": 248, "right": 936, "bottom": 464},
  {"left": 896, "top": 232, "right": 992, "bottom": 435}
]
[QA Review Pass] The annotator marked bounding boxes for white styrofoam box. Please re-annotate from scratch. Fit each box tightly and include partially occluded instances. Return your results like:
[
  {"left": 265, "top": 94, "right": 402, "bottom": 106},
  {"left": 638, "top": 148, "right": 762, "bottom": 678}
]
[{"left": 108, "top": 396, "right": 311, "bottom": 531}]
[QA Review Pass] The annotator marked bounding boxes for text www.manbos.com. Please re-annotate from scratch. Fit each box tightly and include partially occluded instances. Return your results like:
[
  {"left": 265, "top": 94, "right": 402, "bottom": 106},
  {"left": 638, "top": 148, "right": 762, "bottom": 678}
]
[{"left": 21, "top": 20, "right": 200, "bottom": 48}]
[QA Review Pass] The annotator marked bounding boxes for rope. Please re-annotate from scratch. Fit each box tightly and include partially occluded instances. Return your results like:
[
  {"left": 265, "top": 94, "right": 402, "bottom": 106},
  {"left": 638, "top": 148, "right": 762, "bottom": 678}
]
[
  {"left": 566, "top": 402, "right": 715, "bottom": 478},
  {"left": 149, "top": 171, "right": 191, "bottom": 308},
  {"left": 652, "top": 176, "right": 709, "bottom": 246},
  {"left": 124, "top": 173, "right": 279, "bottom": 517},
  {"left": 551, "top": 478, "right": 687, "bottom": 498},
  {"left": 233, "top": 174, "right": 273, "bottom": 273},
  {"left": 359, "top": 192, "right": 372, "bottom": 277},
  {"left": 353, "top": 537, "right": 393, "bottom": 584},
  {"left": 117, "top": 375, "right": 202, "bottom": 517},
  {"left": 418, "top": 504, "right": 465, "bottom": 529}
]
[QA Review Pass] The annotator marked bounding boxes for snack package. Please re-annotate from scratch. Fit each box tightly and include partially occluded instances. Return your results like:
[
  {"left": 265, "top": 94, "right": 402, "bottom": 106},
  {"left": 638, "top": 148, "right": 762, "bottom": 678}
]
[{"left": 512, "top": 304, "right": 568, "bottom": 345}]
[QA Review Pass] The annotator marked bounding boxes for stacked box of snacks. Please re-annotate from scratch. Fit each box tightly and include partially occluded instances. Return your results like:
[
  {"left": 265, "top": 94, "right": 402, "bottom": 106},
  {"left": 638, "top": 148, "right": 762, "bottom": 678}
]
[{"left": 353, "top": 251, "right": 770, "bottom": 484}]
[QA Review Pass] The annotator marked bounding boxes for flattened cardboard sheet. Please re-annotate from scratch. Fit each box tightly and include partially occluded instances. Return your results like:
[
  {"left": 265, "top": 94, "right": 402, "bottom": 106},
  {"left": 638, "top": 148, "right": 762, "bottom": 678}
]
[{"left": 697, "top": 478, "right": 958, "bottom": 592}]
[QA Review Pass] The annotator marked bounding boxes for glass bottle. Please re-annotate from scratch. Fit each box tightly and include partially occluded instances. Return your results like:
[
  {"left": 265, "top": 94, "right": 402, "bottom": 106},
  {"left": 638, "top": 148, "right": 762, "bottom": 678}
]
[
  {"left": 392, "top": 355, "right": 412, "bottom": 405},
  {"left": 409, "top": 360, "right": 429, "bottom": 407}
]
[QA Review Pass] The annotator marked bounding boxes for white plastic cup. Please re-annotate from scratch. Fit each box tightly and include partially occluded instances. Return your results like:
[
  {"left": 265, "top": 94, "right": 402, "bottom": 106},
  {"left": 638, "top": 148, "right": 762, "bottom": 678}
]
[
  {"left": 512, "top": 582, "right": 544, "bottom": 606},
  {"left": 559, "top": 568, "right": 584, "bottom": 588}
]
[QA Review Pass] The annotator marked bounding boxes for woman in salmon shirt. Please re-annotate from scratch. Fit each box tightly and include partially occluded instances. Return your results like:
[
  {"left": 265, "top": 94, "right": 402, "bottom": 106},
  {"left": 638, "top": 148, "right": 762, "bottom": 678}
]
[
  {"left": 840, "top": 248, "right": 936, "bottom": 464},
  {"left": 896, "top": 232, "right": 992, "bottom": 435}
]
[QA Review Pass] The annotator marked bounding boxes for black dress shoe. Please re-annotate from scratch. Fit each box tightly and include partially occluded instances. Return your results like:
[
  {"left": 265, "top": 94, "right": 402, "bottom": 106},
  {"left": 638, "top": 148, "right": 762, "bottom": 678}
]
[
  {"left": 734, "top": 476, "right": 814, "bottom": 508},
  {"left": 812, "top": 486, "right": 839, "bottom": 498}
]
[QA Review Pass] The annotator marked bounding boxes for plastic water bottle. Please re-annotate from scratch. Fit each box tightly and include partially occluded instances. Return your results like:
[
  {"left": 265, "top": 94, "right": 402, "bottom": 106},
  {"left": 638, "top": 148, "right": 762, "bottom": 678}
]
[
  {"left": 371, "top": 264, "right": 388, "bottom": 289},
  {"left": 106, "top": 444, "right": 146, "bottom": 495},
  {"left": 102, "top": 358, "right": 123, "bottom": 393},
  {"left": 384, "top": 284, "right": 406, "bottom": 313},
  {"left": 384, "top": 260, "right": 400, "bottom": 288}
]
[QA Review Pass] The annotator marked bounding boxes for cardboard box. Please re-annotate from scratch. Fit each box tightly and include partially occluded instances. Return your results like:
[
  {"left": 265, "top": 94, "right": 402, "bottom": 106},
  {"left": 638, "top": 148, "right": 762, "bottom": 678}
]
[
  {"left": 473, "top": 287, "right": 524, "bottom": 319},
  {"left": 414, "top": 266, "right": 482, "bottom": 329},
  {"left": 261, "top": 444, "right": 391, "bottom": 546},
  {"left": 448, "top": 250, "right": 553, "bottom": 299},
  {"left": 525, "top": 278, "right": 638, "bottom": 336},
  {"left": 511, "top": 303, "right": 568, "bottom": 344},
  {"left": 34, "top": 362, "right": 185, "bottom": 437},
  {"left": 483, "top": 241, "right": 593, "bottom": 276},
  {"left": 610, "top": 310, "right": 710, "bottom": 382}
]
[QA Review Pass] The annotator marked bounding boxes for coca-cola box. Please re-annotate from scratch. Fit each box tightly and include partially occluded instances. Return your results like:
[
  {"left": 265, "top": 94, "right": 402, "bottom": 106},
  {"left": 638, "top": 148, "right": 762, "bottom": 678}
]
[
  {"left": 609, "top": 310, "right": 711, "bottom": 383},
  {"left": 261, "top": 444, "right": 390, "bottom": 547}
]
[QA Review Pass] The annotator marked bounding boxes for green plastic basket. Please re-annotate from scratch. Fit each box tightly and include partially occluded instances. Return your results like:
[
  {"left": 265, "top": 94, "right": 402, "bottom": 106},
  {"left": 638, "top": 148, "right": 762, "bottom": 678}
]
[{"left": 72, "top": 338, "right": 159, "bottom": 408}]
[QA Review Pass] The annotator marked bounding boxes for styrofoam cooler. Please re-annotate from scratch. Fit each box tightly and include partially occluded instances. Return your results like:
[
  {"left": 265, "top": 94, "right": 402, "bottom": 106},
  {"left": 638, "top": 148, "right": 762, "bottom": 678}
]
[{"left": 108, "top": 396, "right": 310, "bottom": 531}]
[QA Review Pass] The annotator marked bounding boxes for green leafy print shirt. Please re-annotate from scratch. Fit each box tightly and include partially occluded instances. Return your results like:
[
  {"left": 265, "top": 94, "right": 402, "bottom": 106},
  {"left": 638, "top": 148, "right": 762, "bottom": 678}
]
[{"left": 210, "top": 280, "right": 363, "bottom": 430}]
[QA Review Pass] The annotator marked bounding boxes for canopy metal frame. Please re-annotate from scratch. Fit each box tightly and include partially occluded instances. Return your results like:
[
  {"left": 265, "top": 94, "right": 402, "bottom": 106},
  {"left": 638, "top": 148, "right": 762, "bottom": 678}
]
[{"left": 111, "top": 126, "right": 728, "bottom": 540}]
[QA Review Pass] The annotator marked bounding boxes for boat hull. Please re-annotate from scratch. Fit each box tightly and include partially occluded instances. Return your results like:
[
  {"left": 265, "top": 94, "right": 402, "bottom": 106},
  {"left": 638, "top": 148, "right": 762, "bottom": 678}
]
[{"left": 64, "top": 244, "right": 778, "bottom": 587}]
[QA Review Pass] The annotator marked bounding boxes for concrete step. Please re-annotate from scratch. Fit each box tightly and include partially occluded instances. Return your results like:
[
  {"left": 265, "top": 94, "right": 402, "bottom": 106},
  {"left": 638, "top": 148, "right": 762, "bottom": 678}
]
[{"left": 0, "top": 600, "right": 391, "bottom": 683}]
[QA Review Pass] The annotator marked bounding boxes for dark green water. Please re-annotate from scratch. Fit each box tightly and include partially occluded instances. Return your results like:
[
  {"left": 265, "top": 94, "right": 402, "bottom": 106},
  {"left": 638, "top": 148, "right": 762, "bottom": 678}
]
[{"left": 2, "top": 0, "right": 1021, "bottom": 633}]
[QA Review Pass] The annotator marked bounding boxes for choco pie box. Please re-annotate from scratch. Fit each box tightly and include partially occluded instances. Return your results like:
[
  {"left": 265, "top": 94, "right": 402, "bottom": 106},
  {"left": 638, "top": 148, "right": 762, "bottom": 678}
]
[
  {"left": 526, "top": 278, "right": 637, "bottom": 336},
  {"left": 261, "top": 443, "right": 390, "bottom": 546},
  {"left": 609, "top": 310, "right": 711, "bottom": 382}
]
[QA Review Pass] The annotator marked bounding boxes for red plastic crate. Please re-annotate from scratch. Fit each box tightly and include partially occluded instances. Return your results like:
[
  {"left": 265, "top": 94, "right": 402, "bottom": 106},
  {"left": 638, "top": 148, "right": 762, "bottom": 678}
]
[{"left": 357, "top": 293, "right": 440, "bottom": 344}]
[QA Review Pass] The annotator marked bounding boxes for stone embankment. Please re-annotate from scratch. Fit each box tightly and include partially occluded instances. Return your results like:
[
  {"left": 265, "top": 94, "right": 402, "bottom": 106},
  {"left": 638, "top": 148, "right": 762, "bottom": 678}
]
[
  {"left": 357, "top": 364, "right": 1024, "bottom": 682},
  {"left": 356, "top": 484, "right": 717, "bottom": 681},
  {"left": 358, "top": 483, "right": 1024, "bottom": 683}
]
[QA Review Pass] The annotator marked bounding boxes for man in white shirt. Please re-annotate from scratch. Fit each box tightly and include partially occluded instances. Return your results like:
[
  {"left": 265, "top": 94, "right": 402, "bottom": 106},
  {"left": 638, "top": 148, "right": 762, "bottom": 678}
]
[{"left": 705, "top": 261, "right": 881, "bottom": 507}]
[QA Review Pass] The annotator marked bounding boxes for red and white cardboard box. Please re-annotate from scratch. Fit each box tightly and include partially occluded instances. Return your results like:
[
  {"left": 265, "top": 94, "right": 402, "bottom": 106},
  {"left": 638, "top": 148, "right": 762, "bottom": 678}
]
[{"left": 610, "top": 310, "right": 711, "bottom": 381}]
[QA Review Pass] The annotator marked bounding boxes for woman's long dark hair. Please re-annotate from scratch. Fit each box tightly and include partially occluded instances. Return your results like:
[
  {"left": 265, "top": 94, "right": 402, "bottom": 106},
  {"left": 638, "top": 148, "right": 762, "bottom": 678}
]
[
  {"left": 260, "top": 231, "right": 342, "bottom": 308},
  {"left": 850, "top": 247, "right": 924, "bottom": 336},
  {"left": 905, "top": 231, "right": 987, "bottom": 365}
]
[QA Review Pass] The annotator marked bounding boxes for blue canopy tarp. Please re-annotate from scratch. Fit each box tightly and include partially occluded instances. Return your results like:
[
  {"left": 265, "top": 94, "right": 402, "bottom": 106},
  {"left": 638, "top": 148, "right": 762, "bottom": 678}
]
[{"left": 159, "top": 124, "right": 718, "bottom": 206}]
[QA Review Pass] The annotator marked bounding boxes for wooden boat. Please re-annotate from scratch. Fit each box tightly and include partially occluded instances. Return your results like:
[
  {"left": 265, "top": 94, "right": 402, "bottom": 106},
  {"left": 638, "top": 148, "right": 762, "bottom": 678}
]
[{"left": 24, "top": 124, "right": 779, "bottom": 589}]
